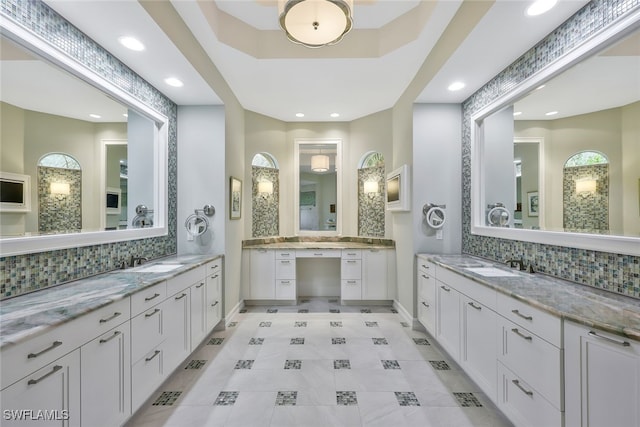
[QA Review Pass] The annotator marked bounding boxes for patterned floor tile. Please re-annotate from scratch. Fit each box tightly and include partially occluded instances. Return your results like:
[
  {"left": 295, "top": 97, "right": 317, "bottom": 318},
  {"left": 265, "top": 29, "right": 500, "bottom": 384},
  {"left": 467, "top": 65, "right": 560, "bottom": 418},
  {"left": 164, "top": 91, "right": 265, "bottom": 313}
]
[
  {"left": 290, "top": 338, "right": 305, "bottom": 345},
  {"left": 207, "top": 337, "right": 224, "bottom": 345},
  {"left": 152, "top": 391, "right": 182, "bottom": 406},
  {"left": 330, "top": 308, "right": 341, "bottom": 313},
  {"left": 429, "top": 360, "right": 451, "bottom": 370},
  {"left": 214, "top": 391, "right": 239, "bottom": 406},
  {"left": 413, "top": 338, "right": 431, "bottom": 345},
  {"left": 332, "top": 337, "right": 346, "bottom": 345},
  {"left": 395, "top": 392, "right": 420, "bottom": 406},
  {"left": 267, "top": 309, "right": 278, "bottom": 313},
  {"left": 336, "top": 391, "right": 358, "bottom": 406},
  {"left": 381, "top": 360, "right": 401, "bottom": 370},
  {"left": 453, "top": 392, "right": 483, "bottom": 407},
  {"left": 284, "top": 360, "right": 302, "bottom": 370},
  {"left": 234, "top": 360, "right": 254, "bottom": 369},
  {"left": 275, "top": 391, "right": 297, "bottom": 406},
  {"left": 228, "top": 322, "right": 238, "bottom": 327},
  {"left": 294, "top": 321, "right": 307, "bottom": 327},
  {"left": 184, "top": 360, "right": 206, "bottom": 370},
  {"left": 248, "top": 338, "right": 264, "bottom": 345},
  {"left": 365, "top": 321, "right": 378, "bottom": 327},
  {"left": 372, "top": 338, "right": 388, "bottom": 345},
  {"left": 334, "top": 359, "right": 351, "bottom": 369},
  {"left": 259, "top": 321, "right": 272, "bottom": 327},
  {"left": 331, "top": 321, "right": 343, "bottom": 327}
]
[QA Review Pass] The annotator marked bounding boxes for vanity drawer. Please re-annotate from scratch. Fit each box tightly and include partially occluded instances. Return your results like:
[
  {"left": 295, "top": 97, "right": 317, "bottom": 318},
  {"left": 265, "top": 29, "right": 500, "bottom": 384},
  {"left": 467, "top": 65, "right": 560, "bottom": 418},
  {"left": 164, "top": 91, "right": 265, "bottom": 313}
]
[
  {"left": 167, "top": 265, "right": 203, "bottom": 296},
  {"left": 341, "top": 280, "right": 362, "bottom": 300},
  {"left": 341, "top": 259, "right": 362, "bottom": 280},
  {"left": 206, "top": 258, "right": 222, "bottom": 273},
  {"left": 275, "top": 258, "right": 296, "bottom": 279},
  {"left": 296, "top": 249, "right": 342, "bottom": 258},
  {"left": 131, "top": 305, "right": 164, "bottom": 363},
  {"left": 275, "top": 251, "right": 295, "bottom": 260},
  {"left": 275, "top": 280, "right": 296, "bottom": 299},
  {"left": 131, "top": 281, "right": 167, "bottom": 317},
  {"left": 417, "top": 259, "right": 436, "bottom": 277},
  {"left": 342, "top": 250, "right": 362, "bottom": 259},
  {"left": 498, "top": 316, "right": 563, "bottom": 409},
  {"left": 497, "top": 292, "right": 561, "bottom": 347}
]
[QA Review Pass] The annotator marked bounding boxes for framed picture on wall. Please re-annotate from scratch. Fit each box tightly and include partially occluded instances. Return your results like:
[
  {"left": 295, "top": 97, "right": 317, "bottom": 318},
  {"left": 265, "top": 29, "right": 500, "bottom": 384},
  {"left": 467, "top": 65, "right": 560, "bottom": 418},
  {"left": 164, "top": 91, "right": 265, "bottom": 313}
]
[
  {"left": 527, "top": 191, "right": 539, "bottom": 217},
  {"left": 230, "top": 177, "right": 242, "bottom": 220}
]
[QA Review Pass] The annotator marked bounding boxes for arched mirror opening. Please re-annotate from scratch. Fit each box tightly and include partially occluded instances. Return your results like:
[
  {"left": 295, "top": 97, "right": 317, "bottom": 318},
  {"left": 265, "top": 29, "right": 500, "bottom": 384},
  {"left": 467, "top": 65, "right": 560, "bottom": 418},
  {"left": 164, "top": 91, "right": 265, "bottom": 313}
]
[
  {"left": 0, "top": 26, "right": 168, "bottom": 256},
  {"left": 37, "top": 153, "right": 82, "bottom": 234},
  {"left": 563, "top": 151, "right": 610, "bottom": 234},
  {"left": 251, "top": 152, "right": 280, "bottom": 237},
  {"left": 471, "top": 20, "right": 640, "bottom": 256},
  {"left": 358, "top": 151, "right": 385, "bottom": 237},
  {"left": 295, "top": 139, "right": 342, "bottom": 235}
]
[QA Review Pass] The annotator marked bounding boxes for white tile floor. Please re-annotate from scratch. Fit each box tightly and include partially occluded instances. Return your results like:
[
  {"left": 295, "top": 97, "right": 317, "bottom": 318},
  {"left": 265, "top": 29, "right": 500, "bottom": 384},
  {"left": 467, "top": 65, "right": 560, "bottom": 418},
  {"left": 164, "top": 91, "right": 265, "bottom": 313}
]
[{"left": 125, "top": 298, "right": 513, "bottom": 427}]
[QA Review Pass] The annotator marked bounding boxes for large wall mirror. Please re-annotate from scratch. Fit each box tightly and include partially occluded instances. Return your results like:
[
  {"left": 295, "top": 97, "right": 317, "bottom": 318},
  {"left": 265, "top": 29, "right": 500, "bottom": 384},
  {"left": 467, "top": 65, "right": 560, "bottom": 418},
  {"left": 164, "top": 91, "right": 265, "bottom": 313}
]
[
  {"left": 294, "top": 139, "right": 342, "bottom": 235},
  {"left": 0, "top": 22, "right": 168, "bottom": 256},
  {"left": 471, "top": 14, "right": 640, "bottom": 256}
]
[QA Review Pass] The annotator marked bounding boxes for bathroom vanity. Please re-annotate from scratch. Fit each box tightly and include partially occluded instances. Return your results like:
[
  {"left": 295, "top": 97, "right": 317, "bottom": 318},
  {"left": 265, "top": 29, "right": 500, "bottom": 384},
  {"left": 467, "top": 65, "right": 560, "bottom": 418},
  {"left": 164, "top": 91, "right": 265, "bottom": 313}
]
[
  {"left": 417, "top": 254, "right": 640, "bottom": 427},
  {"left": 0, "top": 255, "right": 222, "bottom": 427},
  {"left": 242, "top": 238, "right": 395, "bottom": 303}
]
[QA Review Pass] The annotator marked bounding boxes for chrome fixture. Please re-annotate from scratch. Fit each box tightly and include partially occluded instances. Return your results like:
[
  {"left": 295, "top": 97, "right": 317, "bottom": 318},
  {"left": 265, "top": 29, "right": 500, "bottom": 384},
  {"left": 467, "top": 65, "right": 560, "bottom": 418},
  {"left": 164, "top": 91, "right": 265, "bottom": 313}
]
[
  {"left": 422, "top": 203, "right": 447, "bottom": 229},
  {"left": 132, "top": 204, "right": 154, "bottom": 228},
  {"left": 129, "top": 256, "right": 148, "bottom": 267},
  {"left": 185, "top": 204, "right": 216, "bottom": 238},
  {"left": 506, "top": 258, "right": 535, "bottom": 273},
  {"left": 278, "top": 0, "right": 353, "bottom": 48}
]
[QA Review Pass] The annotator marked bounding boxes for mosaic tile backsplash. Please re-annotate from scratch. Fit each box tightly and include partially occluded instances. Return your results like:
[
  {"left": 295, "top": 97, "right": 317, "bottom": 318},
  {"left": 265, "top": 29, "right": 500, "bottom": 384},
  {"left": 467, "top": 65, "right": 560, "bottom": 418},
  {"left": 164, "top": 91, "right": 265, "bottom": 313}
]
[
  {"left": 37, "top": 167, "right": 82, "bottom": 233},
  {"left": 252, "top": 166, "right": 279, "bottom": 238},
  {"left": 461, "top": 0, "right": 640, "bottom": 299},
  {"left": 358, "top": 166, "right": 385, "bottom": 237},
  {"left": 0, "top": 0, "right": 177, "bottom": 299},
  {"left": 563, "top": 164, "right": 609, "bottom": 233}
]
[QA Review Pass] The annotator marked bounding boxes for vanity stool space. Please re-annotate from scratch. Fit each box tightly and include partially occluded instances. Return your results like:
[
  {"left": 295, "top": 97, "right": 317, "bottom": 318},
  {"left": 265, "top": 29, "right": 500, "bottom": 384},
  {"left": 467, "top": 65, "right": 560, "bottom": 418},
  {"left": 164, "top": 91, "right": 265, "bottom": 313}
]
[
  {"left": 0, "top": 256, "right": 223, "bottom": 427},
  {"left": 417, "top": 254, "right": 640, "bottom": 427},
  {"left": 242, "top": 239, "right": 396, "bottom": 303}
]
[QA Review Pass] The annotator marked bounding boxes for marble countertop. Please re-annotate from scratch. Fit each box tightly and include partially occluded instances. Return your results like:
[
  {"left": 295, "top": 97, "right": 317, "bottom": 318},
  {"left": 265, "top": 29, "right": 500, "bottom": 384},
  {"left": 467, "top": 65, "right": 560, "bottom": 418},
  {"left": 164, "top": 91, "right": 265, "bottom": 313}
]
[
  {"left": 0, "top": 254, "right": 222, "bottom": 349},
  {"left": 419, "top": 254, "right": 640, "bottom": 341},
  {"left": 243, "top": 236, "right": 395, "bottom": 250}
]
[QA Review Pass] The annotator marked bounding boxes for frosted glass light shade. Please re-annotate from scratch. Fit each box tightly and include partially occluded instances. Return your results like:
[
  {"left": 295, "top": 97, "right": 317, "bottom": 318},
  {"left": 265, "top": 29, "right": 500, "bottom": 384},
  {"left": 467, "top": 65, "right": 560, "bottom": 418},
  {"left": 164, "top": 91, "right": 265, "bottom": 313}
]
[
  {"left": 311, "top": 154, "right": 330, "bottom": 172},
  {"left": 278, "top": 0, "right": 353, "bottom": 48},
  {"left": 576, "top": 178, "right": 597, "bottom": 194},
  {"left": 258, "top": 180, "right": 274, "bottom": 195},
  {"left": 50, "top": 182, "right": 70, "bottom": 195},
  {"left": 364, "top": 180, "right": 379, "bottom": 195}
]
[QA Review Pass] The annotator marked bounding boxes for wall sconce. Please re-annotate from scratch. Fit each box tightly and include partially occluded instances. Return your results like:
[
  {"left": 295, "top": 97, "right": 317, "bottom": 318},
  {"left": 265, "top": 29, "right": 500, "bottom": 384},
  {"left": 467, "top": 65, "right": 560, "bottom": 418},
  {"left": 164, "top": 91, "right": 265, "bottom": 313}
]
[
  {"left": 258, "top": 180, "right": 274, "bottom": 197},
  {"left": 363, "top": 180, "right": 379, "bottom": 197},
  {"left": 311, "top": 154, "right": 330, "bottom": 172},
  {"left": 50, "top": 182, "right": 70, "bottom": 198},
  {"left": 575, "top": 178, "right": 597, "bottom": 196}
]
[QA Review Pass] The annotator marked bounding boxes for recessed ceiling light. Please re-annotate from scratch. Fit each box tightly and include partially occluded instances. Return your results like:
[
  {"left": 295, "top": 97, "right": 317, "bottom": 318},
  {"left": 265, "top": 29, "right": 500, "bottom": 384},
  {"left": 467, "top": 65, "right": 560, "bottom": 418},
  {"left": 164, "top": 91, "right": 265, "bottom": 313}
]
[
  {"left": 545, "top": 111, "right": 558, "bottom": 116},
  {"left": 118, "top": 36, "right": 145, "bottom": 51},
  {"left": 164, "top": 77, "right": 183, "bottom": 88},
  {"left": 295, "top": 113, "right": 305, "bottom": 118},
  {"left": 513, "top": 111, "right": 522, "bottom": 116},
  {"left": 330, "top": 113, "right": 340, "bottom": 118},
  {"left": 89, "top": 114, "right": 101, "bottom": 119},
  {"left": 526, "top": 0, "right": 557, "bottom": 16},
  {"left": 447, "top": 81, "right": 465, "bottom": 91}
]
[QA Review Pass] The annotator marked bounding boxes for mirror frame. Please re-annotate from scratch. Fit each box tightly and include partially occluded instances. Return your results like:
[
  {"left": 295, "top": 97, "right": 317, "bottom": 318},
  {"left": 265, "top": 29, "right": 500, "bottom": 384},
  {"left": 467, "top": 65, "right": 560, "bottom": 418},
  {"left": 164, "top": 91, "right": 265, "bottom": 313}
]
[
  {"left": 294, "top": 138, "right": 342, "bottom": 236},
  {"left": 0, "top": 18, "right": 168, "bottom": 256},
  {"left": 471, "top": 11, "right": 640, "bottom": 257}
]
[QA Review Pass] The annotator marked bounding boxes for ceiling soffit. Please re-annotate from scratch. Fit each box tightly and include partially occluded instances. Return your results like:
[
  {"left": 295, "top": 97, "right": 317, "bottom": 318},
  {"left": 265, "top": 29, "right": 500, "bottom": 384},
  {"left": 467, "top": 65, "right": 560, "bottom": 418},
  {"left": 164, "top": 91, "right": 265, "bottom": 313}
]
[{"left": 199, "top": 1, "right": 437, "bottom": 59}]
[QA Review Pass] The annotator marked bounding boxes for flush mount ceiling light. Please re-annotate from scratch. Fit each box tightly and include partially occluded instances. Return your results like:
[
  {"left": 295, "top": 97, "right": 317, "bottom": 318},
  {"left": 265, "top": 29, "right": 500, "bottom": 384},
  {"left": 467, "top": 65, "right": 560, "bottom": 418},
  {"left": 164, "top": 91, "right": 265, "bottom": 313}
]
[
  {"left": 278, "top": 0, "right": 353, "bottom": 48},
  {"left": 164, "top": 77, "right": 184, "bottom": 88},
  {"left": 447, "top": 81, "right": 465, "bottom": 91},
  {"left": 118, "top": 36, "right": 145, "bottom": 51},
  {"left": 526, "top": 0, "right": 557, "bottom": 16},
  {"left": 311, "top": 154, "right": 330, "bottom": 172}
]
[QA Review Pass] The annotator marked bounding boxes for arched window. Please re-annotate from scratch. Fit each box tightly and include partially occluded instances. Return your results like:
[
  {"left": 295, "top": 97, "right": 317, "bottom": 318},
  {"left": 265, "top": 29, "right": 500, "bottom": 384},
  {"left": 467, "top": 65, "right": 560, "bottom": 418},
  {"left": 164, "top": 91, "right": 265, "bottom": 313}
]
[
  {"left": 251, "top": 152, "right": 278, "bottom": 169},
  {"left": 564, "top": 151, "right": 608, "bottom": 167},
  {"left": 359, "top": 151, "right": 385, "bottom": 169},
  {"left": 38, "top": 153, "right": 81, "bottom": 169}
]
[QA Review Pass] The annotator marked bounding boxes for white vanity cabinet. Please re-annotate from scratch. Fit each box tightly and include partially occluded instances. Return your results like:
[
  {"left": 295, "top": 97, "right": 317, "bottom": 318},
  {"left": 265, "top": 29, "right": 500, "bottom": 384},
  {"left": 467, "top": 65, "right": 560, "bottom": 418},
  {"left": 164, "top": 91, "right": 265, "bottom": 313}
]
[
  {"left": 275, "top": 252, "right": 296, "bottom": 300},
  {"left": 80, "top": 322, "right": 131, "bottom": 427},
  {"left": 162, "top": 290, "right": 191, "bottom": 374},
  {"left": 341, "top": 250, "right": 362, "bottom": 300},
  {"left": 248, "top": 249, "right": 276, "bottom": 299},
  {"left": 436, "top": 280, "right": 461, "bottom": 360},
  {"left": 417, "top": 260, "right": 437, "bottom": 335},
  {"left": 564, "top": 321, "right": 640, "bottom": 427},
  {"left": 362, "top": 249, "right": 388, "bottom": 299},
  {"left": 1, "top": 349, "right": 80, "bottom": 427},
  {"left": 205, "top": 261, "right": 223, "bottom": 329}
]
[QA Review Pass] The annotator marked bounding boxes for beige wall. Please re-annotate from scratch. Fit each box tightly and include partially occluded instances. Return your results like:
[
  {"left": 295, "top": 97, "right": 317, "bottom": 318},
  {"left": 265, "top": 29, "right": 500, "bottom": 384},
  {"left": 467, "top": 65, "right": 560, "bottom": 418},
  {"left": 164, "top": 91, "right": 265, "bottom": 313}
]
[
  {"left": 515, "top": 102, "right": 638, "bottom": 235},
  {"left": 0, "top": 102, "right": 26, "bottom": 235}
]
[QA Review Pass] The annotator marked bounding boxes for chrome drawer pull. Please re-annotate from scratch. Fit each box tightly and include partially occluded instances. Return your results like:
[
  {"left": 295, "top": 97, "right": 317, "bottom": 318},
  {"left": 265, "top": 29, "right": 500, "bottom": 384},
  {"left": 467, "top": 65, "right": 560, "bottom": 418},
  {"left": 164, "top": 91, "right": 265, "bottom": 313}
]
[
  {"left": 99, "top": 312, "right": 122, "bottom": 323},
  {"left": 347, "top": 253, "right": 356, "bottom": 256},
  {"left": 145, "top": 308, "right": 160, "bottom": 318},
  {"left": 175, "top": 293, "right": 187, "bottom": 300},
  {"left": 511, "top": 309, "right": 533, "bottom": 321},
  {"left": 468, "top": 302, "right": 482, "bottom": 310},
  {"left": 211, "top": 264, "right": 219, "bottom": 269},
  {"left": 422, "top": 264, "right": 429, "bottom": 269},
  {"left": 196, "top": 282, "right": 205, "bottom": 288},
  {"left": 347, "top": 280, "right": 357, "bottom": 284},
  {"left": 280, "top": 281, "right": 291, "bottom": 284},
  {"left": 422, "top": 302, "right": 429, "bottom": 307},
  {"left": 440, "top": 285, "right": 451, "bottom": 292},
  {"left": 280, "top": 260, "right": 290, "bottom": 264},
  {"left": 281, "top": 253, "right": 290, "bottom": 257},
  {"left": 422, "top": 274, "right": 429, "bottom": 279},
  {"left": 28, "top": 365, "right": 62, "bottom": 385},
  {"left": 588, "top": 330, "right": 630, "bottom": 347},
  {"left": 314, "top": 253, "right": 323, "bottom": 256},
  {"left": 512, "top": 379, "right": 533, "bottom": 396},
  {"left": 511, "top": 328, "right": 533, "bottom": 341},
  {"left": 211, "top": 301, "right": 219, "bottom": 307},
  {"left": 27, "top": 341, "right": 62, "bottom": 359},
  {"left": 100, "top": 330, "right": 122, "bottom": 344},
  {"left": 145, "top": 350, "right": 161, "bottom": 362},
  {"left": 211, "top": 274, "right": 220, "bottom": 279},
  {"left": 145, "top": 293, "right": 160, "bottom": 302},
  {"left": 347, "top": 260, "right": 357, "bottom": 264}
]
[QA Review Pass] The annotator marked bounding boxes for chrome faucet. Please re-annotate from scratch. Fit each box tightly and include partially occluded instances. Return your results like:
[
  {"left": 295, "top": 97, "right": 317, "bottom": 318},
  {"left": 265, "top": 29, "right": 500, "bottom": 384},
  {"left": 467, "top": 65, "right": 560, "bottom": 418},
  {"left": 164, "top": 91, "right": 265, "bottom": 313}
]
[
  {"left": 129, "top": 256, "right": 149, "bottom": 267},
  {"left": 506, "top": 258, "right": 525, "bottom": 271}
]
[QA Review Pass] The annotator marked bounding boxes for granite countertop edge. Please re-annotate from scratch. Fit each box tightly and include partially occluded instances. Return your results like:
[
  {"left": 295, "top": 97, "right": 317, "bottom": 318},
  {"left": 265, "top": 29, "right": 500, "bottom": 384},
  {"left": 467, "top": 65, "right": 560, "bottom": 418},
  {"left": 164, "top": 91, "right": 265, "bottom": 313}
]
[
  {"left": 0, "top": 253, "right": 223, "bottom": 349},
  {"left": 418, "top": 253, "right": 640, "bottom": 342},
  {"left": 243, "top": 236, "right": 395, "bottom": 250}
]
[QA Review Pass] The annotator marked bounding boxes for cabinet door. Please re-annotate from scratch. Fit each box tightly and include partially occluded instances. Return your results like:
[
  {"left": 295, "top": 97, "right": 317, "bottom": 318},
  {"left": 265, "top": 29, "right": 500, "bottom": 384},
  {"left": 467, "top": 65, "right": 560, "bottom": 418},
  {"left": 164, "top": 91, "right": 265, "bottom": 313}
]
[
  {"left": 130, "top": 304, "right": 164, "bottom": 363},
  {"left": 436, "top": 281, "right": 460, "bottom": 360},
  {"left": 341, "top": 259, "right": 361, "bottom": 280},
  {"left": 190, "top": 280, "right": 207, "bottom": 349},
  {"left": 206, "top": 270, "right": 222, "bottom": 331},
  {"left": 460, "top": 296, "right": 496, "bottom": 399},
  {"left": 249, "top": 249, "right": 275, "bottom": 299},
  {"left": 131, "top": 344, "right": 164, "bottom": 413},
  {"left": 80, "top": 323, "right": 131, "bottom": 427},
  {"left": 163, "top": 291, "right": 191, "bottom": 372},
  {"left": 362, "top": 250, "right": 387, "bottom": 299},
  {"left": 565, "top": 321, "right": 640, "bottom": 427},
  {"left": 417, "top": 267, "right": 436, "bottom": 335},
  {"left": 1, "top": 349, "right": 80, "bottom": 427}
]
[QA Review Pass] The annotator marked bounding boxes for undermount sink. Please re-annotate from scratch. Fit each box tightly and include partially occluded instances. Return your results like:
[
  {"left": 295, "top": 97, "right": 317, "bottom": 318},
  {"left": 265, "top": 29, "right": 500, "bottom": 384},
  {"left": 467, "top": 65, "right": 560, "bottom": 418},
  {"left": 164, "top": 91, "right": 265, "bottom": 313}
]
[
  {"left": 464, "top": 267, "right": 520, "bottom": 277},
  {"left": 133, "top": 264, "right": 184, "bottom": 273}
]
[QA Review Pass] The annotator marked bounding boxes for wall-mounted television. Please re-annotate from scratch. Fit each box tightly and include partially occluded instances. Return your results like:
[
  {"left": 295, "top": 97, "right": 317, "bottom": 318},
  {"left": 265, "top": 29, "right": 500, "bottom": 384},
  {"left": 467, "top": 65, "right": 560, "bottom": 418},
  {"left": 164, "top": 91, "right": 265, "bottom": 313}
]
[
  {"left": 106, "top": 187, "right": 121, "bottom": 214},
  {"left": 0, "top": 172, "right": 31, "bottom": 212},
  {"left": 386, "top": 164, "right": 410, "bottom": 212}
]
